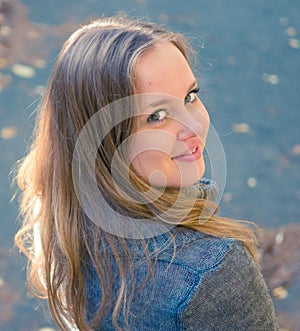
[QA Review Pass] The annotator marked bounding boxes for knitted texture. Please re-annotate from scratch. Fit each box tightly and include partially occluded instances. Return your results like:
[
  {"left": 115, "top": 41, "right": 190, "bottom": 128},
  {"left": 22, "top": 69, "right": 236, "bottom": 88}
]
[
  {"left": 84, "top": 228, "right": 279, "bottom": 330},
  {"left": 180, "top": 241, "right": 279, "bottom": 330},
  {"left": 181, "top": 178, "right": 219, "bottom": 201}
]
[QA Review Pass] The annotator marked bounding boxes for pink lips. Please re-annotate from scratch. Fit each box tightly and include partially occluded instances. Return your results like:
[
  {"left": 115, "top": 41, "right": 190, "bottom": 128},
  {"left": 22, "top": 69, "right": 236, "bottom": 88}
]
[{"left": 173, "top": 145, "right": 202, "bottom": 162}]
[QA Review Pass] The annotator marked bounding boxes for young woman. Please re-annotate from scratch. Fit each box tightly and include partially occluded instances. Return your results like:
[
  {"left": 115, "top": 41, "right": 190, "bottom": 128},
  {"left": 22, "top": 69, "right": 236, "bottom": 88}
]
[{"left": 15, "top": 16, "right": 279, "bottom": 330}]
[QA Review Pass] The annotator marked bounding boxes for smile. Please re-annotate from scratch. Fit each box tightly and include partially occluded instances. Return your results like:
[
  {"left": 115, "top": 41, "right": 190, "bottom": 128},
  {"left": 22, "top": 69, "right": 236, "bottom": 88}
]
[{"left": 172, "top": 145, "right": 202, "bottom": 162}]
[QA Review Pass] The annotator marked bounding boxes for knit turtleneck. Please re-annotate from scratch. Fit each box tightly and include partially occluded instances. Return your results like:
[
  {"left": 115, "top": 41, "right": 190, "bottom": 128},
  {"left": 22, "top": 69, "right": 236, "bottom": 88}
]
[{"left": 181, "top": 178, "right": 219, "bottom": 201}]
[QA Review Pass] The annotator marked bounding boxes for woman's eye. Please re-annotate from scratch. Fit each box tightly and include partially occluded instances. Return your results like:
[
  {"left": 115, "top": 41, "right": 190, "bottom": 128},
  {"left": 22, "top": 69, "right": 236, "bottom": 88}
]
[
  {"left": 147, "top": 109, "right": 169, "bottom": 123},
  {"left": 184, "top": 88, "right": 200, "bottom": 104}
]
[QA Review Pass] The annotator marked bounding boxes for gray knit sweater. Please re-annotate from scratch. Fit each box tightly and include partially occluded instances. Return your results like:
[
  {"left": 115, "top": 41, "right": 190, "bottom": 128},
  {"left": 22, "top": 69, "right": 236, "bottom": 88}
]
[
  {"left": 84, "top": 227, "right": 279, "bottom": 330},
  {"left": 84, "top": 180, "right": 279, "bottom": 330}
]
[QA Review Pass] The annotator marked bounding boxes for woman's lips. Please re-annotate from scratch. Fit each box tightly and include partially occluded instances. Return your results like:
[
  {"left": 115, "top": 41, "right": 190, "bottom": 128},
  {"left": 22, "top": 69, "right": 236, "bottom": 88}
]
[{"left": 172, "top": 145, "right": 202, "bottom": 162}]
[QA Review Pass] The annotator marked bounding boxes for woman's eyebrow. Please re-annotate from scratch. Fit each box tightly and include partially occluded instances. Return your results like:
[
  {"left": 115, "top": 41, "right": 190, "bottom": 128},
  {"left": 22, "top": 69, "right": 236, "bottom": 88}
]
[{"left": 187, "top": 80, "right": 198, "bottom": 92}]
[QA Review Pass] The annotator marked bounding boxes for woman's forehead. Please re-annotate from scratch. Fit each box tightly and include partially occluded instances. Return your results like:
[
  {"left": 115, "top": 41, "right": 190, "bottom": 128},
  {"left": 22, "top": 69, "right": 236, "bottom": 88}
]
[{"left": 135, "top": 41, "right": 196, "bottom": 98}]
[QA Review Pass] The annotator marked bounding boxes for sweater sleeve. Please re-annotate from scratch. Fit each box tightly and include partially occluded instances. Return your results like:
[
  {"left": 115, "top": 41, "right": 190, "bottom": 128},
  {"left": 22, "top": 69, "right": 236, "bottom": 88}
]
[{"left": 180, "top": 242, "right": 280, "bottom": 331}]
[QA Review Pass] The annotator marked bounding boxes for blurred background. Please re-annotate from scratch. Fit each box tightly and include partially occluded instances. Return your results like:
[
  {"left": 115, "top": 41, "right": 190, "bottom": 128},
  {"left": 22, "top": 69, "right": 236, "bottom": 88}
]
[{"left": 0, "top": 0, "right": 299, "bottom": 330}]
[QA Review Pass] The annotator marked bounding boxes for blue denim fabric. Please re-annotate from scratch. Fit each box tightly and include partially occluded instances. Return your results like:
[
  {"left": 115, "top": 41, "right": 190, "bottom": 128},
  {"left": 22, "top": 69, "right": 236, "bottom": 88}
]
[{"left": 84, "top": 227, "right": 279, "bottom": 330}]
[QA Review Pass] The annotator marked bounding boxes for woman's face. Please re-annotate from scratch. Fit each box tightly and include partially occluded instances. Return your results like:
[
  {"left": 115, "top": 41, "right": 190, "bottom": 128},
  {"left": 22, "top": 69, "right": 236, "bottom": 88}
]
[{"left": 128, "top": 41, "right": 210, "bottom": 188}]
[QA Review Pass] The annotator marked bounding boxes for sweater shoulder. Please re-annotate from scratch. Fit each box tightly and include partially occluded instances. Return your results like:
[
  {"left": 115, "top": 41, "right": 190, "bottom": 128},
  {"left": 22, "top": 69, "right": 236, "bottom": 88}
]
[
  {"left": 178, "top": 239, "right": 280, "bottom": 330},
  {"left": 155, "top": 228, "right": 236, "bottom": 273}
]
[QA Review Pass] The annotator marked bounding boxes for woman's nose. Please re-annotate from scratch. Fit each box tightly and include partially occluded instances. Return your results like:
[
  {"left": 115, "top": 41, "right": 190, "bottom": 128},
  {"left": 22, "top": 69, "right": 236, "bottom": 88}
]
[
  {"left": 176, "top": 113, "right": 207, "bottom": 141},
  {"left": 177, "top": 100, "right": 210, "bottom": 140},
  {"left": 177, "top": 125, "right": 200, "bottom": 141}
]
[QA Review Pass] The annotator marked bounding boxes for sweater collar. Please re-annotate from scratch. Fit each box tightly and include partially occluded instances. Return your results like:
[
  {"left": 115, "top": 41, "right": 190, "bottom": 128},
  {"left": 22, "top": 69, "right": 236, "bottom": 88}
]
[{"left": 181, "top": 177, "right": 219, "bottom": 201}]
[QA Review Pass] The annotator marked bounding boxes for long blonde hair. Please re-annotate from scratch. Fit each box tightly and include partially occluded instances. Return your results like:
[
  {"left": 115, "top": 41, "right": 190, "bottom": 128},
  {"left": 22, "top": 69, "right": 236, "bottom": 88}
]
[{"left": 15, "top": 16, "right": 257, "bottom": 330}]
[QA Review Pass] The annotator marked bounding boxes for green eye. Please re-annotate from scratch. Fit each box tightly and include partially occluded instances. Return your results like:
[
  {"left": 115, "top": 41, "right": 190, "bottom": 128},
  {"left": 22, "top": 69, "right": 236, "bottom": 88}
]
[
  {"left": 147, "top": 109, "right": 169, "bottom": 123},
  {"left": 184, "top": 88, "right": 200, "bottom": 104}
]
